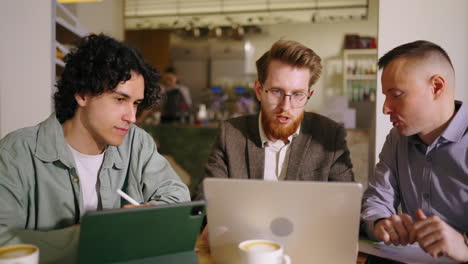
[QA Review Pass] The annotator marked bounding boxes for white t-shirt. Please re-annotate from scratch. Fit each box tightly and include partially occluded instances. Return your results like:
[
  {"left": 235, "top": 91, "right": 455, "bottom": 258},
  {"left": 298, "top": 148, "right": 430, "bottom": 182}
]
[{"left": 68, "top": 145, "right": 104, "bottom": 213}]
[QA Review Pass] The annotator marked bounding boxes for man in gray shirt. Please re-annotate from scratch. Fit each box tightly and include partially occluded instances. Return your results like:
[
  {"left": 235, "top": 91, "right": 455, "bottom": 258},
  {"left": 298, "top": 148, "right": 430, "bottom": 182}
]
[{"left": 361, "top": 40, "right": 468, "bottom": 262}]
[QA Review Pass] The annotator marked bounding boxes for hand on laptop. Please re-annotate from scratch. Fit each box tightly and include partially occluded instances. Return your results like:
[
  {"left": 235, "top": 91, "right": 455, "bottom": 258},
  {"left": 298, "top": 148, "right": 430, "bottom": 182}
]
[
  {"left": 373, "top": 213, "right": 416, "bottom": 246},
  {"left": 122, "top": 202, "right": 152, "bottom": 209},
  {"left": 413, "top": 209, "right": 468, "bottom": 262}
]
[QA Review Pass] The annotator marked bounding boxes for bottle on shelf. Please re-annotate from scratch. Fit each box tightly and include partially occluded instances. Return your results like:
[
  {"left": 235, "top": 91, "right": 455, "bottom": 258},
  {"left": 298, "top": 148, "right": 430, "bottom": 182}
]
[
  {"left": 369, "top": 88, "right": 376, "bottom": 102},
  {"left": 197, "top": 104, "right": 209, "bottom": 125},
  {"left": 350, "top": 84, "right": 377, "bottom": 103}
]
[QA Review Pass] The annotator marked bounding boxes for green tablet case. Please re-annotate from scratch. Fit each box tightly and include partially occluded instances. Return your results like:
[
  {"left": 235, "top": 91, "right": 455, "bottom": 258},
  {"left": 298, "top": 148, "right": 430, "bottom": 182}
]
[{"left": 78, "top": 201, "right": 206, "bottom": 264}]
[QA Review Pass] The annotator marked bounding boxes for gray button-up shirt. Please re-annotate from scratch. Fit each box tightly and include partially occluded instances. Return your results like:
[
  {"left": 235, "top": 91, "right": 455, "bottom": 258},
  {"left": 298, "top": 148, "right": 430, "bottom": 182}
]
[
  {"left": 362, "top": 101, "right": 468, "bottom": 239},
  {"left": 0, "top": 113, "right": 190, "bottom": 262}
]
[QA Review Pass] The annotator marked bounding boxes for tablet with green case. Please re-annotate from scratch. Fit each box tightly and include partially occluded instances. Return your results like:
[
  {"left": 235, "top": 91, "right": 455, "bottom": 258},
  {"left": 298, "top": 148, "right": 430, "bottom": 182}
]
[{"left": 78, "top": 201, "right": 206, "bottom": 264}]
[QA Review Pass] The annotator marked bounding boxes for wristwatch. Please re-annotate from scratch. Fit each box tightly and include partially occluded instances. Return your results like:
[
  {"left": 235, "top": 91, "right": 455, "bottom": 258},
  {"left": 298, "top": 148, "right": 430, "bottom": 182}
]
[{"left": 464, "top": 232, "right": 468, "bottom": 247}]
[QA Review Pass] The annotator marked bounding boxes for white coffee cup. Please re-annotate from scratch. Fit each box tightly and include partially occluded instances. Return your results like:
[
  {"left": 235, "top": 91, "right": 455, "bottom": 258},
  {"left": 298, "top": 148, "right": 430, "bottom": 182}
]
[
  {"left": 0, "top": 244, "right": 39, "bottom": 264},
  {"left": 239, "top": 239, "right": 291, "bottom": 264}
]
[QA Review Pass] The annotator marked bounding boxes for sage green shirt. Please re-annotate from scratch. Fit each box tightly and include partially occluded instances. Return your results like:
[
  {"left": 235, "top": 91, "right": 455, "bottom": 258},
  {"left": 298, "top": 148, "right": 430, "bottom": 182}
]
[{"left": 0, "top": 114, "right": 190, "bottom": 263}]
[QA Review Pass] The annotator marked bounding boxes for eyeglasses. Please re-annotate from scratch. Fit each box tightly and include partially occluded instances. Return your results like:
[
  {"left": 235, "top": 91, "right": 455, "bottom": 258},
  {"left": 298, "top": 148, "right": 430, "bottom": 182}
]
[{"left": 263, "top": 87, "right": 310, "bottom": 108}]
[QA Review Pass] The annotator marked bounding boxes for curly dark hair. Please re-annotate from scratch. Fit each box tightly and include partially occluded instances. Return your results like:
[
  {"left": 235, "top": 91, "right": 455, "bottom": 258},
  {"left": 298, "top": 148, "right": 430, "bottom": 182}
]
[{"left": 54, "top": 33, "right": 161, "bottom": 123}]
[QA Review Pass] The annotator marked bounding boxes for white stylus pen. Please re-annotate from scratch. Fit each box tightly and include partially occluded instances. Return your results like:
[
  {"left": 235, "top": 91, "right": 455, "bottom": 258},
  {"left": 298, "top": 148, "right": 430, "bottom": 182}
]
[{"left": 117, "top": 189, "right": 140, "bottom": 206}]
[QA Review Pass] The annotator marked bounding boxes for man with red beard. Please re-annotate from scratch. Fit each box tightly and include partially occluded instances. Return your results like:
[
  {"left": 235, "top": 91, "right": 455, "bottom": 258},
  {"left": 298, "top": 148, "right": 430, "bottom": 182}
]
[
  {"left": 201, "top": 40, "right": 354, "bottom": 192},
  {"left": 361, "top": 40, "right": 468, "bottom": 262}
]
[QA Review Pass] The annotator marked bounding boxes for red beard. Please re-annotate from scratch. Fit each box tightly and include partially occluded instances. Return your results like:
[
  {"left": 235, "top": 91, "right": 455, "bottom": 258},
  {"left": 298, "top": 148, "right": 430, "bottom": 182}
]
[{"left": 261, "top": 107, "right": 304, "bottom": 142}]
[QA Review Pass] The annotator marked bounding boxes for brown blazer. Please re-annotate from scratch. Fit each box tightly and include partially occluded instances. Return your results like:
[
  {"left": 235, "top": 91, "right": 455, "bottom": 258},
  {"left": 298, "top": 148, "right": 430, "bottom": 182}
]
[{"left": 203, "top": 112, "right": 354, "bottom": 186}]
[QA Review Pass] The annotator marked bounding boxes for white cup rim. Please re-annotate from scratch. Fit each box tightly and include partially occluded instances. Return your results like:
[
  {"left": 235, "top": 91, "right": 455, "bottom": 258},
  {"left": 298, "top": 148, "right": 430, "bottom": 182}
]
[
  {"left": 0, "top": 244, "right": 39, "bottom": 259},
  {"left": 238, "top": 239, "right": 283, "bottom": 252}
]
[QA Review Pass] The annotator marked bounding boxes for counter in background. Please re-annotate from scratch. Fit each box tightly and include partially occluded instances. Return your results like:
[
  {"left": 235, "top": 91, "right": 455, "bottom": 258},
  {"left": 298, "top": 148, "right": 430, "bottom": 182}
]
[
  {"left": 142, "top": 123, "right": 369, "bottom": 198},
  {"left": 142, "top": 123, "right": 218, "bottom": 197}
]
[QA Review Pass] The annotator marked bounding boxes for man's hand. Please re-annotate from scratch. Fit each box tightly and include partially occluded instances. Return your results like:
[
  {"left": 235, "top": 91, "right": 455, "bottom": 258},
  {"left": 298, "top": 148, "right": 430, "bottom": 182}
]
[
  {"left": 122, "top": 202, "right": 152, "bottom": 209},
  {"left": 414, "top": 209, "right": 468, "bottom": 262},
  {"left": 374, "top": 213, "right": 416, "bottom": 246},
  {"left": 200, "top": 227, "right": 210, "bottom": 252}
]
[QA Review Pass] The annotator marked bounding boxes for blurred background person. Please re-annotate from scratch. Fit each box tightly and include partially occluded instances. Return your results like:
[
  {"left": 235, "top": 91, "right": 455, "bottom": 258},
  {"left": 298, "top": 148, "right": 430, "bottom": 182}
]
[
  {"left": 160, "top": 67, "right": 193, "bottom": 124},
  {"left": 137, "top": 67, "right": 193, "bottom": 125}
]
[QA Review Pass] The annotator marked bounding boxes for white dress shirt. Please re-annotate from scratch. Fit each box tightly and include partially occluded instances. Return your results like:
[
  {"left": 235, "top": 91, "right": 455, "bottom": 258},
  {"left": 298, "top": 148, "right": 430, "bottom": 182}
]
[{"left": 258, "top": 113, "right": 300, "bottom": 181}]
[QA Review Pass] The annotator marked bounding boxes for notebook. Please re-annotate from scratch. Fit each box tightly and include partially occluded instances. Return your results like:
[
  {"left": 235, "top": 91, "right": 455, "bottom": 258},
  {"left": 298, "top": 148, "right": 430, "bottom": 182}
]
[
  {"left": 78, "top": 201, "right": 205, "bottom": 264},
  {"left": 203, "top": 178, "right": 363, "bottom": 264}
]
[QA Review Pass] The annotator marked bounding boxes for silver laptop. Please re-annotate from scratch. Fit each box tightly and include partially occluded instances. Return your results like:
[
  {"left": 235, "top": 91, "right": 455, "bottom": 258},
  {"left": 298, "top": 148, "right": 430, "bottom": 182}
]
[{"left": 204, "top": 178, "right": 363, "bottom": 264}]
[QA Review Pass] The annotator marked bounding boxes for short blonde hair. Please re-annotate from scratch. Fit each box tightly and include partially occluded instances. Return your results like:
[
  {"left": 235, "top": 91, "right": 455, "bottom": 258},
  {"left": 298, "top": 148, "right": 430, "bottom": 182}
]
[{"left": 256, "top": 40, "right": 322, "bottom": 88}]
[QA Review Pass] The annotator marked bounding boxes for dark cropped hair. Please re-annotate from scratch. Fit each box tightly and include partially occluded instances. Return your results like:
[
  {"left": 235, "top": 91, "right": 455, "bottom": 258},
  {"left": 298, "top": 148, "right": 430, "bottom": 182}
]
[
  {"left": 54, "top": 33, "right": 161, "bottom": 123},
  {"left": 256, "top": 40, "right": 322, "bottom": 88},
  {"left": 378, "top": 40, "right": 454, "bottom": 70}
]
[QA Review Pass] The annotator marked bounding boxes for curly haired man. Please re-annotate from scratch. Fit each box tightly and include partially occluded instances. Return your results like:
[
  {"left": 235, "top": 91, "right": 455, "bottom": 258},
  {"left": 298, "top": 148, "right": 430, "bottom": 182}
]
[{"left": 0, "top": 34, "right": 190, "bottom": 262}]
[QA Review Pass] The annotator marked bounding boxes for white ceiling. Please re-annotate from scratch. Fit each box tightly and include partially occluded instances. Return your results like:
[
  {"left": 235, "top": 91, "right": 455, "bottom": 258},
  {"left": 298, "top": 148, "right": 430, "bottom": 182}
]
[{"left": 125, "top": 0, "right": 369, "bottom": 29}]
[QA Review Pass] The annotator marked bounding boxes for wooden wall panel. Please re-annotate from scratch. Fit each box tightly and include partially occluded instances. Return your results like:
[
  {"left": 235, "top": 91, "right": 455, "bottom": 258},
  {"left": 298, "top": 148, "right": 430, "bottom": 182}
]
[{"left": 125, "top": 29, "right": 171, "bottom": 73}]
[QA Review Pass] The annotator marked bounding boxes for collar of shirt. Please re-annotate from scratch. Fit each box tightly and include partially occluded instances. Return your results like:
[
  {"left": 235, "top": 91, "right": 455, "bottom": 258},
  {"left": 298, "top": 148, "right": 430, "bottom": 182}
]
[
  {"left": 409, "top": 100, "right": 468, "bottom": 148},
  {"left": 34, "top": 113, "right": 126, "bottom": 170},
  {"left": 258, "top": 112, "right": 300, "bottom": 148},
  {"left": 440, "top": 100, "right": 468, "bottom": 143}
]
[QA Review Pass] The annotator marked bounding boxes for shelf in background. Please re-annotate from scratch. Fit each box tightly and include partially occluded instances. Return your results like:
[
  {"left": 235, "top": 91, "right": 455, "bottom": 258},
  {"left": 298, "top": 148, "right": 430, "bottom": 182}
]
[
  {"left": 56, "top": 19, "right": 84, "bottom": 45},
  {"left": 55, "top": 1, "right": 88, "bottom": 77},
  {"left": 56, "top": 17, "right": 87, "bottom": 39},
  {"left": 345, "top": 74, "right": 377, "bottom": 80},
  {"left": 55, "top": 2, "right": 87, "bottom": 38},
  {"left": 343, "top": 49, "right": 377, "bottom": 55},
  {"left": 342, "top": 48, "right": 378, "bottom": 99}
]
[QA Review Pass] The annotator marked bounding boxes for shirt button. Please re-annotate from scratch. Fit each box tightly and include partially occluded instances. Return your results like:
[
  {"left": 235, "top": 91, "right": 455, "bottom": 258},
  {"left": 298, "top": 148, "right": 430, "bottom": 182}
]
[
  {"left": 73, "top": 177, "right": 79, "bottom": 183},
  {"left": 423, "top": 193, "right": 430, "bottom": 199}
]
